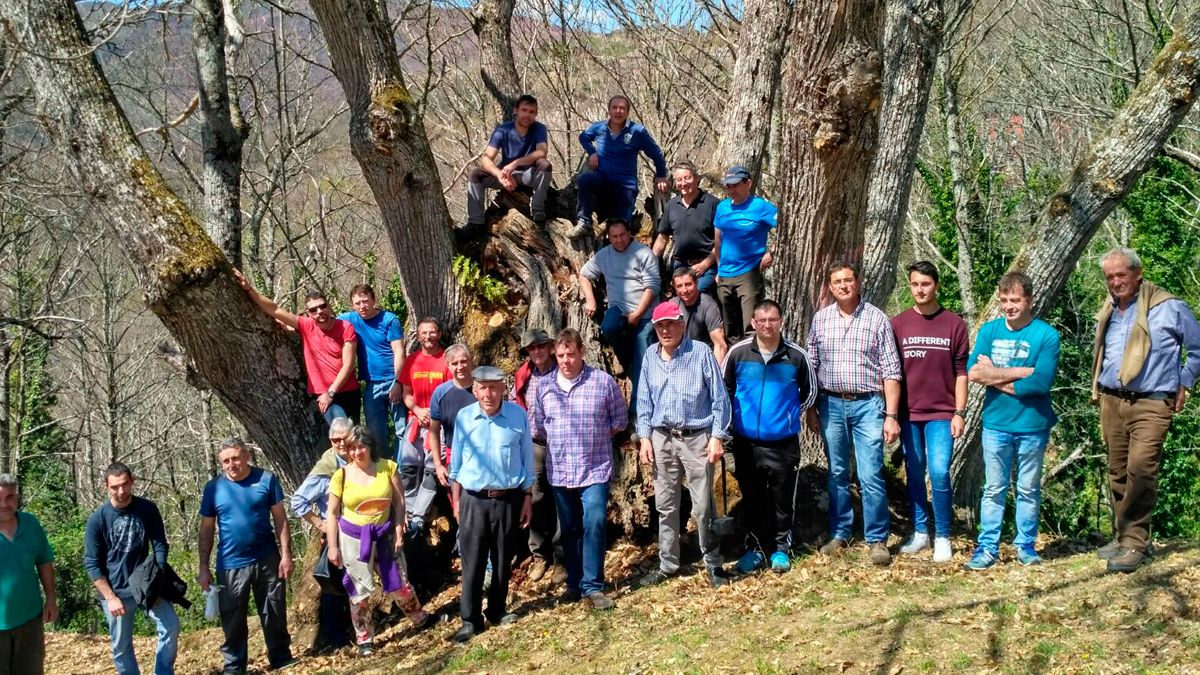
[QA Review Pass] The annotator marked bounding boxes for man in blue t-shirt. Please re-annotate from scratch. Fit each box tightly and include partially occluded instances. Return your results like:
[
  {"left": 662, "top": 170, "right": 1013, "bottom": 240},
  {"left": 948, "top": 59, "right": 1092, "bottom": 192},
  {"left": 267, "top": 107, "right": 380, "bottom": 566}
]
[
  {"left": 427, "top": 343, "right": 478, "bottom": 488},
  {"left": 339, "top": 283, "right": 405, "bottom": 453},
  {"left": 464, "top": 94, "right": 552, "bottom": 239},
  {"left": 198, "top": 439, "right": 293, "bottom": 672},
  {"left": 964, "top": 272, "right": 1060, "bottom": 571},
  {"left": 714, "top": 165, "right": 777, "bottom": 343},
  {"left": 85, "top": 462, "right": 179, "bottom": 675},
  {"left": 573, "top": 95, "right": 669, "bottom": 238}
]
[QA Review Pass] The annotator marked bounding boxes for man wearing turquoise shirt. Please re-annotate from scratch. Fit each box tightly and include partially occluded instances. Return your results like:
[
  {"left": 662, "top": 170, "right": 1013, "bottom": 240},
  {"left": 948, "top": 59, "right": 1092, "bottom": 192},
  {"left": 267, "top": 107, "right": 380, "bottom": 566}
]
[{"left": 0, "top": 473, "right": 57, "bottom": 675}]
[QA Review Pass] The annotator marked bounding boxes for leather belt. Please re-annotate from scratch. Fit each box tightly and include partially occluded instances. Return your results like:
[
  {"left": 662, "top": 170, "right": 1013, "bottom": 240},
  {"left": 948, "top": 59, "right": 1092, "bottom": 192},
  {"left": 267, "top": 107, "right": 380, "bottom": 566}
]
[
  {"left": 467, "top": 488, "right": 522, "bottom": 499},
  {"left": 819, "top": 389, "right": 877, "bottom": 401},
  {"left": 1098, "top": 385, "right": 1172, "bottom": 402},
  {"left": 655, "top": 426, "right": 707, "bottom": 439}
]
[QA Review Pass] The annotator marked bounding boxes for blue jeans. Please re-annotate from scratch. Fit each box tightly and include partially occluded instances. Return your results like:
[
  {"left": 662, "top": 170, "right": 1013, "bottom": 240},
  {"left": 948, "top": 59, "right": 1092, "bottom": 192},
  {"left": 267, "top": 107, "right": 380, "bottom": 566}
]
[
  {"left": 102, "top": 595, "right": 180, "bottom": 675},
  {"left": 600, "top": 307, "right": 654, "bottom": 403},
  {"left": 553, "top": 482, "right": 610, "bottom": 597},
  {"left": 818, "top": 393, "right": 890, "bottom": 543},
  {"left": 361, "top": 379, "right": 406, "bottom": 455},
  {"left": 671, "top": 259, "right": 717, "bottom": 295},
  {"left": 977, "top": 428, "right": 1049, "bottom": 554},
  {"left": 900, "top": 420, "right": 953, "bottom": 538},
  {"left": 322, "top": 390, "right": 362, "bottom": 428},
  {"left": 576, "top": 171, "right": 638, "bottom": 225}
]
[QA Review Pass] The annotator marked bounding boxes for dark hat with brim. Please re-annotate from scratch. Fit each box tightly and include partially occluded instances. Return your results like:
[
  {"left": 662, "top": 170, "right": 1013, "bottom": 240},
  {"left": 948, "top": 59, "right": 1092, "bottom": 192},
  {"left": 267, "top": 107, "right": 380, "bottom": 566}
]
[{"left": 519, "top": 328, "right": 554, "bottom": 353}]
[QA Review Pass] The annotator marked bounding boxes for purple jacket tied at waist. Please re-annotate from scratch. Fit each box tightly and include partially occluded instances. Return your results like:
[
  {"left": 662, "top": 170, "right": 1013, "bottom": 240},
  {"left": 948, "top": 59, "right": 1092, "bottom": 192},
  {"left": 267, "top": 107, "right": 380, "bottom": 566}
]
[{"left": 338, "top": 518, "right": 402, "bottom": 593}]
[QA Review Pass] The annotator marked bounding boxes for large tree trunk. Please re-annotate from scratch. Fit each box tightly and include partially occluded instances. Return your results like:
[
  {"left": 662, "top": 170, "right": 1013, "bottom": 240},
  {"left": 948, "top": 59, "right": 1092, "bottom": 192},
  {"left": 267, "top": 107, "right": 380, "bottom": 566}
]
[
  {"left": 859, "top": 0, "right": 943, "bottom": 308},
  {"left": 2, "top": 0, "right": 324, "bottom": 486},
  {"left": 773, "top": 0, "right": 883, "bottom": 344},
  {"left": 473, "top": 0, "right": 522, "bottom": 126},
  {"left": 308, "top": 0, "right": 463, "bottom": 331},
  {"left": 942, "top": 63, "right": 979, "bottom": 324},
  {"left": 714, "top": 0, "right": 794, "bottom": 180},
  {"left": 950, "top": 5, "right": 1200, "bottom": 508}
]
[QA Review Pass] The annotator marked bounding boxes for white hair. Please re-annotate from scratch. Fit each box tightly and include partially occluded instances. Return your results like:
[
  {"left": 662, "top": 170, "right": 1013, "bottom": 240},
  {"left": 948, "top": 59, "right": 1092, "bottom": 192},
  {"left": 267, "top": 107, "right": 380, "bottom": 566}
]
[{"left": 1101, "top": 247, "right": 1142, "bottom": 272}]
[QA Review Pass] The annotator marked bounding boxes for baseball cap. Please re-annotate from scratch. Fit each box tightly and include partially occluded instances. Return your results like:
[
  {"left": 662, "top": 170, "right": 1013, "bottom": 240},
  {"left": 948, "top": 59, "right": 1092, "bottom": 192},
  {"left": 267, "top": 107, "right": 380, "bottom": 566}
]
[
  {"left": 721, "top": 165, "right": 751, "bottom": 186},
  {"left": 651, "top": 301, "right": 684, "bottom": 324}
]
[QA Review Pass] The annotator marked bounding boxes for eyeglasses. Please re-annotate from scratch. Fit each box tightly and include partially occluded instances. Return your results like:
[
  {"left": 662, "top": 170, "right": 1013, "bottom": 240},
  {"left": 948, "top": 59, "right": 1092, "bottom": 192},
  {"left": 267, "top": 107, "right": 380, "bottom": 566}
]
[
  {"left": 306, "top": 302, "right": 329, "bottom": 314},
  {"left": 329, "top": 435, "right": 349, "bottom": 444}
]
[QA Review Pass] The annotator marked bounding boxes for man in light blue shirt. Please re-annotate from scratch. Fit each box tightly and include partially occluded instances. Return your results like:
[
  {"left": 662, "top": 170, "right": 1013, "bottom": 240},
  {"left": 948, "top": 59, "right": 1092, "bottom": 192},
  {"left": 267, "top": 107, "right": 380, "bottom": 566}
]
[
  {"left": 449, "top": 366, "right": 534, "bottom": 643},
  {"left": 338, "top": 284, "right": 405, "bottom": 454},
  {"left": 714, "top": 165, "right": 777, "bottom": 342},
  {"left": 1092, "top": 248, "right": 1200, "bottom": 573}
]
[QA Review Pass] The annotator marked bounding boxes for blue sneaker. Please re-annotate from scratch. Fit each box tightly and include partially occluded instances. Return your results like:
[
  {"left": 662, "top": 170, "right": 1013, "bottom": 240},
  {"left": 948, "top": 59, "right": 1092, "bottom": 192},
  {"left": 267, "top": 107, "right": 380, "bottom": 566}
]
[
  {"left": 1016, "top": 546, "right": 1043, "bottom": 566},
  {"left": 964, "top": 547, "right": 997, "bottom": 570},
  {"left": 769, "top": 551, "right": 791, "bottom": 573},
  {"left": 735, "top": 550, "right": 765, "bottom": 574}
]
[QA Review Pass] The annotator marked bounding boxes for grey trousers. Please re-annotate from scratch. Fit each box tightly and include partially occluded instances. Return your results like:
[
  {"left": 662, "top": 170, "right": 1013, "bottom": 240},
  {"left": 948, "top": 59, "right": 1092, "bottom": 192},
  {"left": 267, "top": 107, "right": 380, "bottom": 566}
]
[
  {"left": 217, "top": 553, "right": 291, "bottom": 673},
  {"left": 467, "top": 164, "right": 552, "bottom": 225},
  {"left": 527, "top": 440, "right": 558, "bottom": 560},
  {"left": 651, "top": 429, "right": 722, "bottom": 572},
  {"left": 399, "top": 424, "right": 438, "bottom": 526}
]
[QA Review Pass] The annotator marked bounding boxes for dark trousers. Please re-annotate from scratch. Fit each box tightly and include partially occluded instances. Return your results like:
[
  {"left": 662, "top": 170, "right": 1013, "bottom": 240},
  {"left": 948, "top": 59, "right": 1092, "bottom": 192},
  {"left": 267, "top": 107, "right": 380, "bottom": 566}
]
[
  {"left": 528, "top": 441, "right": 558, "bottom": 560},
  {"left": 217, "top": 553, "right": 292, "bottom": 672},
  {"left": 1101, "top": 393, "right": 1175, "bottom": 551},
  {"left": 459, "top": 490, "right": 522, "bottom": 627},
  {"left": 318, "top": 390, "right": 362, "bottom": 430},
  {"left": 717, "top": 268, "right": 765, "bottom": 343},
  {"left": 318, "top": 591, "right": 352, "bottom": 649},
  {"left": 0, "top": 614, "right": 44, "bottom": 675},
  {"left": 732, "top": 435, "right": 800, "bottom": 553},
  {"left": 576, "top": 171, "right": 638, "bottom": 225}
]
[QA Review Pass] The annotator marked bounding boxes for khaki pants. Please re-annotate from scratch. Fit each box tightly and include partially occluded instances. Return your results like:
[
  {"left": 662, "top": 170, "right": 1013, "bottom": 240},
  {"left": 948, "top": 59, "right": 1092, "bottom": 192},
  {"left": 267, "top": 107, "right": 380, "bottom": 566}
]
[
  {"left": 1100, "top": 393, "right": 1175, "bottom": 551},
  {"left": 651, "top": 429, "right": 722, "bottom": 573}
]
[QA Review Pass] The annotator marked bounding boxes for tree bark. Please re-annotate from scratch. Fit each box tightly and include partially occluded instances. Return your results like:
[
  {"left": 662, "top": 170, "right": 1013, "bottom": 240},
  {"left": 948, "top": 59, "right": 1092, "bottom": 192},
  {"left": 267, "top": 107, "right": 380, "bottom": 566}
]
[
  {"left": 308, "top": 0, "right": 463, "bottom": 331},
  {"left": 193, "top": 0, "right": 248, "bottom": 267},
  {"left": 773, "top": 0, "right": 883, "bottom": 346},
  {"left": 942, "top": 63, "right": 979, "bottom": 323},
  {"left": 859, "top": 0, "right": 943, "bottom": 308},
  {"left": 473, "top": 0, "right": 522, "bottom": 126},
  {"left": 950, "top": 5, "right": 1200, "bottom": 508},
  {"left": 1, "top": 0, "right": 323, "bottom": 486},
  {"left": 714, "top": 0, "right": 794, "bottom": 180}
]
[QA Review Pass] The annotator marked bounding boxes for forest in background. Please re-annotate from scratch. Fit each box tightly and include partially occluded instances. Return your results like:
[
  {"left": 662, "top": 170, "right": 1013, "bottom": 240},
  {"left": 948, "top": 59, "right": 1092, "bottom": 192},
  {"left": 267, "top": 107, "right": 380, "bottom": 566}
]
[{"left": 0, "top": 0, "right": 1199, "bottom": 634}]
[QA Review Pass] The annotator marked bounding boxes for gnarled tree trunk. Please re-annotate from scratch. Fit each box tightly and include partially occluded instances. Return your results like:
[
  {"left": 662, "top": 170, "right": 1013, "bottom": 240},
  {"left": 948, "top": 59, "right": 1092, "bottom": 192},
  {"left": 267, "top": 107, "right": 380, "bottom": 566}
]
[
  {"left": 473, "top": 0, "right": 522, "bottom": 126},
  {"left": 2, "top": 0, "right": 323, "bottom": 486}
]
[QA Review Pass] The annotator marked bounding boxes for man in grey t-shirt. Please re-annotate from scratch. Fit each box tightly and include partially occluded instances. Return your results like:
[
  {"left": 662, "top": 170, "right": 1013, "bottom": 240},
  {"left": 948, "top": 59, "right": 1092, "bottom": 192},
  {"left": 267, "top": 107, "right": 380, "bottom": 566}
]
[
  {"left": 670, "top": 267, "right": 727, "bottom": 363},
  {"left": 579, "top": 218, "right": 661, "bottom": 406}
]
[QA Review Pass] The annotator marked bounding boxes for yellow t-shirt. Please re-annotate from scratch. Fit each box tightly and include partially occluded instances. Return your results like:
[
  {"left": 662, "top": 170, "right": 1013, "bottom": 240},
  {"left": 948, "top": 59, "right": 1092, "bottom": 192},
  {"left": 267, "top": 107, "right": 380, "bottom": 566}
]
[{"left": 330, "top": 459, "right": 398, "bottom": 526}]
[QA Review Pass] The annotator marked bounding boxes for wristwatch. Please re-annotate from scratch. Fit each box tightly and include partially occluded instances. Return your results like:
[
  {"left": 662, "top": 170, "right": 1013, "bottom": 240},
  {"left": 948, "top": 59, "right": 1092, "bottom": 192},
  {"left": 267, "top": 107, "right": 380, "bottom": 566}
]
[
  {"left": 885, "top": 412, "right": 898, "bottom": 420},
  {"left": 953, "top": 409, "right": 966, "bottom": 417}
]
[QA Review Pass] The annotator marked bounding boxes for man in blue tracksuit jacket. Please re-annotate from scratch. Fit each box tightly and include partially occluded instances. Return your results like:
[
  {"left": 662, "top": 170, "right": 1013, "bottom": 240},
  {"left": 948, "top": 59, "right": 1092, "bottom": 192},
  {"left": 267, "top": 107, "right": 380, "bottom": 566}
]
[
  {"left": 723, "top": 299, "right": 817, "bottom": 574},
  {"left": 573, "top": 95, "right": 669, "bottom": 237}
]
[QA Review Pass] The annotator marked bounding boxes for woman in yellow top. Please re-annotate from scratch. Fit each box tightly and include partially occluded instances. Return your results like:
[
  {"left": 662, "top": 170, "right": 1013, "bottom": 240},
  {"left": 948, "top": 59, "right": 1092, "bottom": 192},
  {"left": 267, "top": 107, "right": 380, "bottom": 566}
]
[{"left": 327, "top": 426, "right": 433, "bottom": 654}]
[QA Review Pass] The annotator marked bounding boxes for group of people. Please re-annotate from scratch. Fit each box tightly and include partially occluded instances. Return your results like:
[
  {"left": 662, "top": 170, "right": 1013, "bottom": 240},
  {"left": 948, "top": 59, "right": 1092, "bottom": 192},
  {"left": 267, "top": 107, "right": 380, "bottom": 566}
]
[{"left": 1, "top": 94, "right": 1197, "bottom": 675}]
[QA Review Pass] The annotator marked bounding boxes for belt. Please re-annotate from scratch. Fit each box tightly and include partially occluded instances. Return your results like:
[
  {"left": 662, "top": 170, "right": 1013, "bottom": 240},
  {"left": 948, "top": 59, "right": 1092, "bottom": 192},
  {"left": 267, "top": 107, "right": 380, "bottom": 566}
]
[
  {"left": 1098, "top": 385, "right": 1172, "bottom": 402},
  {"left": 819, "top": 389, "right": 877, "bottom": 401},
  {"left": 654, "top": 426, "right": 707, "bottom": 439},
  {"left": 466, "top": 488, "right": 523, "bottom": 499}
]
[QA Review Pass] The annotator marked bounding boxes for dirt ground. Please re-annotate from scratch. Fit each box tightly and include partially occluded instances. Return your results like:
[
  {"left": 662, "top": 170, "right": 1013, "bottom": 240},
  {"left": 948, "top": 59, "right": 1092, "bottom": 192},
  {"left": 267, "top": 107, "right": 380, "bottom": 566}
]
[{"left": 44, "top": 537, "right": 1200, "bottom": 674}]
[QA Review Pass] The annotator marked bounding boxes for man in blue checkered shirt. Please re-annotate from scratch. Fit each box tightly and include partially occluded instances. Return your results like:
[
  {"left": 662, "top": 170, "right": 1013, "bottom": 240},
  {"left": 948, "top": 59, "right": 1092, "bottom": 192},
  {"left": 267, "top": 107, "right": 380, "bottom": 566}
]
[{"left": 805, "top": 261, "right": 903, "bottom": 566}]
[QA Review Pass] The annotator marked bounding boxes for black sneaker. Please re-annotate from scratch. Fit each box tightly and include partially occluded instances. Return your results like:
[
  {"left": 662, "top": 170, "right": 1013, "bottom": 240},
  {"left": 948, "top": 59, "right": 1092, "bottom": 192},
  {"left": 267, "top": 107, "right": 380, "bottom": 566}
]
[
  {"left": 637, "top": 568, "right": 671, "bottom": 588},
  {"left": 708, "top": 567, "right": 732, "bottom": 588},
  {"left": 452, "top": 622, "right": 479, "bottom": 643}
]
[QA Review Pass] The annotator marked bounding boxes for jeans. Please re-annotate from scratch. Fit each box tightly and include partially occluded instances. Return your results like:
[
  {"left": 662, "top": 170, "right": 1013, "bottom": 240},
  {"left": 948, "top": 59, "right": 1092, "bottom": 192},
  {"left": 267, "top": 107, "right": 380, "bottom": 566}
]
[
  {"left": 576, "top": 171, "right": 638, "bottom": 225},
  {"left": 553, "top": 482, "right": 610, "bottom": 597},
  {"left": 361, "top": 379, "right": 406, "bottom": 456},
  {"left": 599, "top": 307, "right": 654, "bottom": 404},
  {"left": 977, "top": 428, "right": 1050, "bottom": 554},
  {"left": 671, "top": 259, "right": 717, "bottom": 295},
  {"left": 818, "top": 393, "right": 890, "bottom": 544},
  {"left": 321, "top": 390, "right": 362, "bottom": 429},
  {"left": 900, "top": 420, "right": 954, "bottom": 538},
  {"left": 102, "top": 595, "right": 179, "bottom": 675}
]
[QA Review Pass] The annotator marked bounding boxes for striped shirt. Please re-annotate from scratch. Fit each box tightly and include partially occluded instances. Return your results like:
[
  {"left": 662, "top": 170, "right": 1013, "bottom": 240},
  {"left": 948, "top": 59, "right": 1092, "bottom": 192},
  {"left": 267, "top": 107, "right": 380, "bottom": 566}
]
[
  {"left": 636, "top": 338, "right": 732, "bottom": 440},
  {"left": 529, "top": 365, "right": 627, "bottom": 488},
  {"left": 807, "top": 300, "right": 902, "bottom": 393}
]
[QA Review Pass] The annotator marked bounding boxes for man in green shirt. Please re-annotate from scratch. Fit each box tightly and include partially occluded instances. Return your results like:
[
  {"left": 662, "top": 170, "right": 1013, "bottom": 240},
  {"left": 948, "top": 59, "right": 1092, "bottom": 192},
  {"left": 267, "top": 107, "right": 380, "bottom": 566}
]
[{"left": 0, "top": 473, "right": 58, "bottom": 675}]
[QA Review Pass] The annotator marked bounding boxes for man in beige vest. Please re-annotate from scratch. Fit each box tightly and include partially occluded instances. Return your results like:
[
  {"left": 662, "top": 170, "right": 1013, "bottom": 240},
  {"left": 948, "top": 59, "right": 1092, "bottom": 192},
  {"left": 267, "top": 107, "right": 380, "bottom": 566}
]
[{"left": 1092, "top": 248, "right": 1200, "bottom": 573}]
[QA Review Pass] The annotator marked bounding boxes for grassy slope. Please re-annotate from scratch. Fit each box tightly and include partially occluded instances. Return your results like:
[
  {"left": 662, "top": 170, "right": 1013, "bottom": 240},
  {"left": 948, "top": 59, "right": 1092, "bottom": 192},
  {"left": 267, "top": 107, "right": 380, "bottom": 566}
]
[{"left": 46, "top": 538, "right": 1200, "bottom": 674}]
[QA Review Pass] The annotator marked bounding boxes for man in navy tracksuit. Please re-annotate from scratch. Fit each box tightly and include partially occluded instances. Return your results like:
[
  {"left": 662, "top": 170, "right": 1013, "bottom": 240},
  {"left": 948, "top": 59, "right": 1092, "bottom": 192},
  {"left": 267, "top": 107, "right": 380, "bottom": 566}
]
[{"left": 723, "top": 299, "right": 817, "bottom": 574}]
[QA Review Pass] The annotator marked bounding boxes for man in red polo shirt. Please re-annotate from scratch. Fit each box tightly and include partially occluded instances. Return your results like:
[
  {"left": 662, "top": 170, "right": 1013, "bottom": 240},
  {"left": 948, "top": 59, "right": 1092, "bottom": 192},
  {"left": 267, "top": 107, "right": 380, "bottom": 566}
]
[
  {"left": 398, "top": 317, "right": 451, "bottom": 535},
  {"left": 234, "top": 270, "right": 359, "bottom": 425}
]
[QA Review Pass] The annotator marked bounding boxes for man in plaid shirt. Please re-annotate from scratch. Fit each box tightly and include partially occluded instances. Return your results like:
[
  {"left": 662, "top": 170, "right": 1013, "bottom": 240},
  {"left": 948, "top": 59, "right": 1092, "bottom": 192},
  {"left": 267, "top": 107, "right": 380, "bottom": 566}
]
[
  {"left": 529, "top": 329, "right": 627, "bottom": 610},
  {"left": 806, "top": 261, "right": 903, "bottom": 566}
]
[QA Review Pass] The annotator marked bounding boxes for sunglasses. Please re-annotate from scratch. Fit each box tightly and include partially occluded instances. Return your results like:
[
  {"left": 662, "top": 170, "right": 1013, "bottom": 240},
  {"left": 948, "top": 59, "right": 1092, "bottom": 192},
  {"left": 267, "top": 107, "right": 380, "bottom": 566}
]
[{"left": 306, "top": 302, "right": 329, "bottom": 314}]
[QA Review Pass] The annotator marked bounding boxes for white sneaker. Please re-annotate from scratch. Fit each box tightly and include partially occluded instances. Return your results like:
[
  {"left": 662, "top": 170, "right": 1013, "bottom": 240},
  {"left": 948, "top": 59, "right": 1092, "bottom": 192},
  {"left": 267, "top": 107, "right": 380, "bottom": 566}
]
[
  {"left": 899, "top": 532, "right": 930, "bottom": 555},
  {"left": 933, "top": 537, "right": 952, "bottom": 562}
]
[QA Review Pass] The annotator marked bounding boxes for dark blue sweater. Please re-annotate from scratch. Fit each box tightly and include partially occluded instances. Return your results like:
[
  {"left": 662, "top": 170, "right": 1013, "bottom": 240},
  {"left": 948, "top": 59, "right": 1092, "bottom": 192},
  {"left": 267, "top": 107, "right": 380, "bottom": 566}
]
[{"left": 84, "top": 496, "right": 168, "bottom": 597}]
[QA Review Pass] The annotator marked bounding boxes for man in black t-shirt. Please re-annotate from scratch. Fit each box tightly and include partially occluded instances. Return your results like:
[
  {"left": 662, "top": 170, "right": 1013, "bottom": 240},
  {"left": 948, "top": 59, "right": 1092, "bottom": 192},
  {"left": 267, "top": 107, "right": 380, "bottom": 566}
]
[
  {"left": 652, "top": 161, "right": 719, "bottom": 295},
  {"left": 669, "top": 268, "right": 727, "bottom": 363}
]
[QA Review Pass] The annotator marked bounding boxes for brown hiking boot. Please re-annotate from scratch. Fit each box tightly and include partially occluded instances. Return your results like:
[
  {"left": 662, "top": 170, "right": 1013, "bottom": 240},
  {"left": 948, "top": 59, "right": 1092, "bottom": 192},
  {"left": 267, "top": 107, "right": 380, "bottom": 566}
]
[
  {"left": 819, "top": 538, "right": 848, "bottom": 556},
  {"left": 1096, "top": 539, "right": 1121, "bottom": 560},
  {"left": 587, "top": 592, "right": 615, "bottom": 610},
  {"left": 527, "top": 556, "right": 550, "bottom": 582},
  {"left": 1106, "top": 547, "right": 1147, "bottom": 573},
  {"left": 869, "top": 542, "right": 892, "bottom": 566}
]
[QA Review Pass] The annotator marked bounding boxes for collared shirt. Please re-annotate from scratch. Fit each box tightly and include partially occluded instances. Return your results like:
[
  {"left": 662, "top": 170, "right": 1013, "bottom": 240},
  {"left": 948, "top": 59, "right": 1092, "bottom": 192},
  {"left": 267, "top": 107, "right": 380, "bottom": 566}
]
[
  {"left": 0, "top": 512, "right": 54, "bottom": 630},
  {"left": 808, "top": 300, "right": 902, "bottom": 394},
  {"left": 1099, "top": 296, "right": 1200, "bottom": 392},
  {"left": 636, "top": 338, "right": 732, "bottom": 439},
  {"left": 511, "top": 359, "right": 555, "bottom": 410},
  {"left": 657, "top": 190, "right": 717, "bottom": 263},
  {"left": 530, "top": 365, "right": 627, "bottom": 488},
  {"left": 289, "top": 452, "right": 348, "bottom": 519},
  {"left": 450, "top": 401, "right": 535, "bottom": 492}
]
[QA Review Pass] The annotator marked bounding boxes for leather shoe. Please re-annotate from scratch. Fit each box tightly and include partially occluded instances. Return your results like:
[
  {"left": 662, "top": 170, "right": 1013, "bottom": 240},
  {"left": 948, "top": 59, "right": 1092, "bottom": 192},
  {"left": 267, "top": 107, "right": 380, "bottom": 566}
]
[
  {"left": 452, "top": 622, "right": 479, "bottom": 643},
  {"left": 1106, "top": 547, "right": 1147, "bottom": 573},
  {"left": 527, "top": 556, "right": 550, "bottom": 582},
  {"left": 819, "top": 538, "right": 848, "bottom": 555}
]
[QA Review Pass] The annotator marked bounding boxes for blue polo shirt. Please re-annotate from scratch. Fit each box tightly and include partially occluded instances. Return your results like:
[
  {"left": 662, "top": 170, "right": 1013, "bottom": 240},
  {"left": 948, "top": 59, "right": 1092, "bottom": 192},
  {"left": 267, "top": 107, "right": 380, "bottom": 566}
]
[
  {"left": 199, "top": 468, "right": 284, "bottom": 571},
  {"left": 578, "top": 120, "right": 668, "bottom": 190},
  {"left": 0, "top": 512, "right": 54, "bottom": 630},
  {"left": 715, "top": 195, "right": 777, "bottom": 278},
  {"left": 338, "top": 309, "right": 402, "bottom": 382}
]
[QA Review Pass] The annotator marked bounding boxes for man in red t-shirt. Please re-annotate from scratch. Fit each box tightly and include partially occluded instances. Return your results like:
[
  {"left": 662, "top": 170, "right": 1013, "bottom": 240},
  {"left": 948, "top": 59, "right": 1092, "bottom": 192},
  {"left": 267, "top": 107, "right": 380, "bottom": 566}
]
[
  {"left": 891, "top": 261, "right": 969, "bottom": 563},
  {"left": 398, "top": 317, "right": 450, "bottom": 534},
  {"left": 234, "top": 270, "right": 359, "bottom": 426}
]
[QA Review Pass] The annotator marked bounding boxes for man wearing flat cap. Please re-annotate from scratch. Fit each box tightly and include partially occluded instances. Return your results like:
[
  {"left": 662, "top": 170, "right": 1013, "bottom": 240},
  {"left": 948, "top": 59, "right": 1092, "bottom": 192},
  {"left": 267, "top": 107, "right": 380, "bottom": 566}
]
[
  {"left": 510, "top": 328, "right": 558, "bottom": 580},
  {"left": 449, "top": 366, "right": 535, "bottom": 643},
  {"left": 714, "top": 165, "right": 777, "bottom": 343}
]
